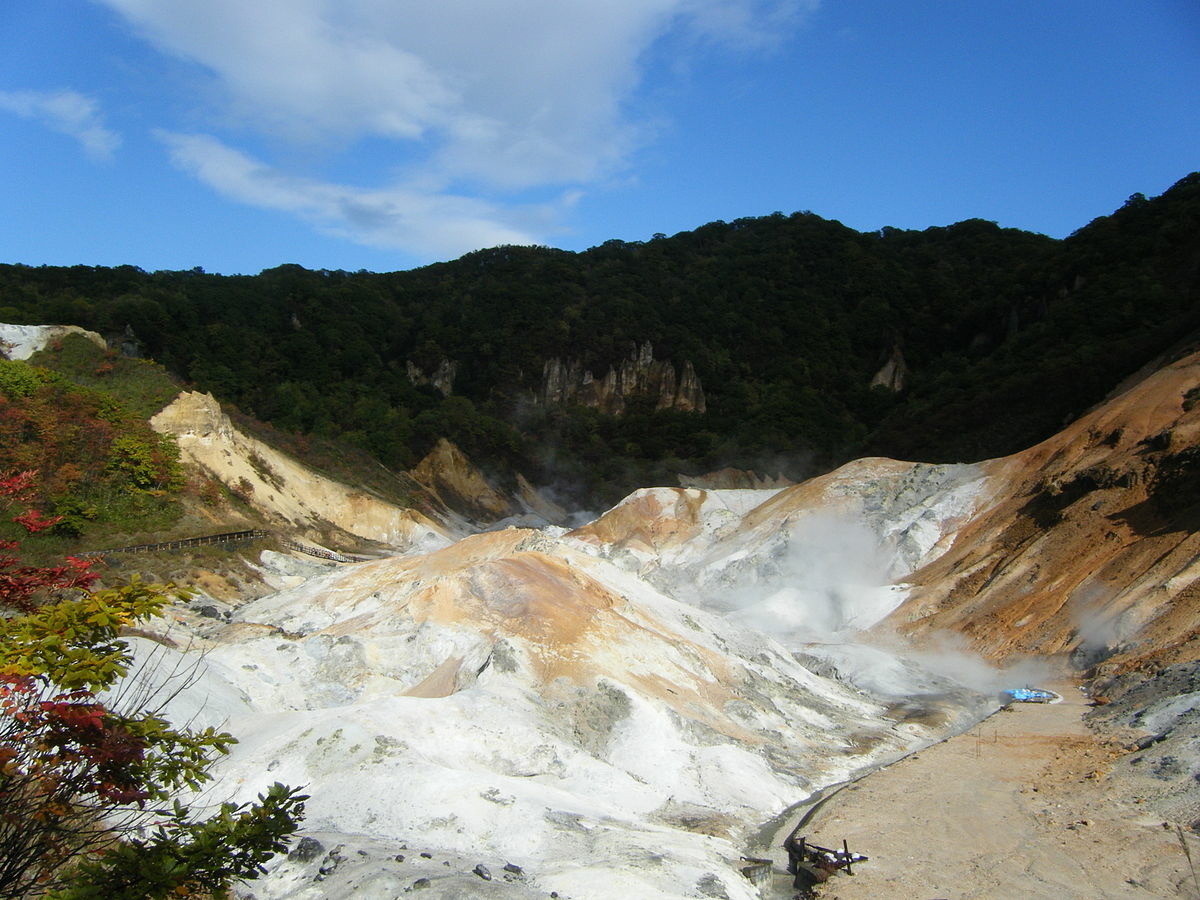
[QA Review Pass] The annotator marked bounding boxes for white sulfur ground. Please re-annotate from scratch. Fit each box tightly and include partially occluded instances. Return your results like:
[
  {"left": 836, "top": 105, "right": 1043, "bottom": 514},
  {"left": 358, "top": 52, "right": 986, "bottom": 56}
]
[{"left": 124, "top": 466, "right": 1010, "bottom": 899}]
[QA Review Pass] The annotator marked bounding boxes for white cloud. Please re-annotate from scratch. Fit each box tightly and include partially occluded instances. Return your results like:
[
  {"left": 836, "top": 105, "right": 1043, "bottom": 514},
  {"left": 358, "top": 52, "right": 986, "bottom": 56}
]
[
  {"left": 101, "top": 0, "right": 815, "bottom": 256},
  {"left": 157, "top": 131, "right": 542, "bottom": 259},
  {"left": 681, "top": 0, "right": 816, "bottom": 48},
  {"left": 0, "top": 89, "right": 121, "bottom": 160}
]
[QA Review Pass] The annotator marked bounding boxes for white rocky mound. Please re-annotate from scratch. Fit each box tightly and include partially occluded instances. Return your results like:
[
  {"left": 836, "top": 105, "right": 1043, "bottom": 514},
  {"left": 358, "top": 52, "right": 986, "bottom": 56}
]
[
  {"left": 0, "top": 322, "right": 106, "bottom": 359},
  {"left": 571, "top": 458, "right": 991, "bottom": 642},
  {"left": 143, "top": 459, "right": 1001, "bottom": 899}
]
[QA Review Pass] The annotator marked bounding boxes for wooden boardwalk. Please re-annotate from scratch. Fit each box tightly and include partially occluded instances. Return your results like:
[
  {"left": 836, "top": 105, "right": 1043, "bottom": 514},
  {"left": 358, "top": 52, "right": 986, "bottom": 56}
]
[{"left": 86, "top": 530, "right": 364, "bottom": 563}]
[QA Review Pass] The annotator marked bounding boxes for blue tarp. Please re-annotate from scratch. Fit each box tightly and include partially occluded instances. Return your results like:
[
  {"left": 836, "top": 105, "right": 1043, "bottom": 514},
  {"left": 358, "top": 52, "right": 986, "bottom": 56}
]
[{"left": 1001, "top": 687, "right": 1057, "bottom": 703}]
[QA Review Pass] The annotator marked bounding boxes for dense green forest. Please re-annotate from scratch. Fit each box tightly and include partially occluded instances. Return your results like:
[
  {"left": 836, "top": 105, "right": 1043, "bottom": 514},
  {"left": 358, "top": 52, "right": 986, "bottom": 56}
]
[{"left": 1, "top": 173, "right": 1197, "bottom": 506}]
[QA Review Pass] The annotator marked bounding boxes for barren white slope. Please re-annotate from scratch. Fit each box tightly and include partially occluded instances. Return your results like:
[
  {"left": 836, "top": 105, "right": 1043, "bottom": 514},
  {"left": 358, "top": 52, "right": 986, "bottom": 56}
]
[
  {"left": 0, "top": 322, "right": 106, "bottom": 359},
  {"left": 154, "top": 525, "right": 985, "bottom": 899},
  {"left": 571, "top": 459, "right": 993, "bottom": 643}
]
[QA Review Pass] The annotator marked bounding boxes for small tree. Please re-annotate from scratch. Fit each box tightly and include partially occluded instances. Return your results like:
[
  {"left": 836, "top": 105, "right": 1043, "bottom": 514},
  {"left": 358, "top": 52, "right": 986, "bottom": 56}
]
[{"left": 0, "top": 470, "right": 305, "bottom": 899}]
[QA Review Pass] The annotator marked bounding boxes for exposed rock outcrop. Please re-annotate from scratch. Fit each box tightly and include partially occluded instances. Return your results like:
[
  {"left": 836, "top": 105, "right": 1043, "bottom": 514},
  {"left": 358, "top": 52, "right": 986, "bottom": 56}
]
[
  {"left": 516, "top": 473, "right": 568, "bottom": 525},
  {"left": 870, "top": 345, "right": 908, "bottom": 391},
  {"left": 539, "top": 341, "right": 706, "bottom": 414},
  {"left": 409, "top": 438, "right": 516, "bottom": 524},
  {"left": 408, "top": 439, "right": 567, "bottom": 528},
  {"left": 107, "top": 324, "right": 144, "bottom": 358},
  {"left": 887, "top": 348, "right": 1200, "bottom": 673},
  {"left": 405, "top": 359, "right": 457, "bottom": 396}
]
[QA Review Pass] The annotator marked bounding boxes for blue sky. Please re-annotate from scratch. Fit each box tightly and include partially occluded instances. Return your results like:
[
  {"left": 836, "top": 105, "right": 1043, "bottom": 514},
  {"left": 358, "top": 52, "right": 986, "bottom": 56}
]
[{"left": 1, "top": 1, "right": 1197, "bottom": 275}]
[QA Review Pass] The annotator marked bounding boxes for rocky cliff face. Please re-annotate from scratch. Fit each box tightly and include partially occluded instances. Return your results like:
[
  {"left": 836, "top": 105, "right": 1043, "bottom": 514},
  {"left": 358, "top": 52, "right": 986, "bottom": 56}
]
[
  {"left": 870, "top": 345, "right": 908, "bottom": 391},
  {"left": 539, "top": 341, "right": 706, "bottom": 414},
  {"left": 405, "top": 358, "right": 457, "bottom": 396},
  {"left": 409, "top": 438, "right": 568, "bottom": 528},
  {"left": 409, "top": 438, "right": 516, "bottom": 523}
]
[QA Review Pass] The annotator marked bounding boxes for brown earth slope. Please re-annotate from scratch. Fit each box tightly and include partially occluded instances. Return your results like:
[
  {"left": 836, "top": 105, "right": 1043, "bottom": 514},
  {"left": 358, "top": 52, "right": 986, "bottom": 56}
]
[{"left": 889, "top": 347, "right": 1200, "bottom": 676}]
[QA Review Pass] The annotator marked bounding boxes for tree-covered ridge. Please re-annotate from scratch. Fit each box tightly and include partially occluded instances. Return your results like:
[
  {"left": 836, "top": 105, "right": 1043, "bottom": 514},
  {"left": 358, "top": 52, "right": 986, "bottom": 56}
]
[{"left": 1, "top": 173, "right": 1196, "bottom": 504}]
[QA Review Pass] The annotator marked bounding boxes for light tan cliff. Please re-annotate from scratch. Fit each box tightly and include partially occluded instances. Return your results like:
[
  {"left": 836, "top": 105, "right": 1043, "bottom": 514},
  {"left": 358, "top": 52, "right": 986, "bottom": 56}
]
[
  {"left": 870, "top": 345, "right": 908, "bottom": 391},
  {"left": 151, "top": 391, "right": 450, "bottom": 551},
  {"left": 409, "top": 438, "right": 516, "bottom": 523},
  {"left": 409, "top": 438, "right": 567, "bottom": 526}
]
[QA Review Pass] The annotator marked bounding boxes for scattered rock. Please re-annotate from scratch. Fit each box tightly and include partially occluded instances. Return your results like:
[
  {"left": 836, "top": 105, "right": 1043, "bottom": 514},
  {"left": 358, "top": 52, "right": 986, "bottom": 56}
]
[
  {"left": 1136, "top": 733, "right": 1167, "bottom": 750},
  {"left": 288, "top": 836, "right": 324, "bottom": 863},
  {"left": 412, "top": 877, "right": 431, "bottom": 890},
  {"left": 695, "top": 872, "right": 731, "bottom": 898},
  {"left": 317, "top": 844, "right": 346, "bottom": 877},
  {"left": 473, "top": 863, "right": 492, "bottom": 881}
]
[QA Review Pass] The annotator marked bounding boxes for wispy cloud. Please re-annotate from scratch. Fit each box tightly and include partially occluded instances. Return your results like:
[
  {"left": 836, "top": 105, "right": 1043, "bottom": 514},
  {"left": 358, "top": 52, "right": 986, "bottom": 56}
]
[
  {"left": 100, "top": 0, "right": 815, "bottom": 257},
  {"left": 681, "top": 0, "right": 817, "bottom": 50},
  {"left": 0, "top": 89, "right": 121, "bottom": 160},
  {"left": 157, "top": 131, "right": 543, "bottom": 259}
]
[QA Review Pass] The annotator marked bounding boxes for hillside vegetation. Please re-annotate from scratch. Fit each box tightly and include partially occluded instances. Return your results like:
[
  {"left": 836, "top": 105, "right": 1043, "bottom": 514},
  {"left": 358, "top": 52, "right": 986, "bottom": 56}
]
[
  {"left": 1, "top": 173, "right": 1196, "bottom": 505},
  {"left": 0, "top": 349, "right": 185, "bottom": 557}
]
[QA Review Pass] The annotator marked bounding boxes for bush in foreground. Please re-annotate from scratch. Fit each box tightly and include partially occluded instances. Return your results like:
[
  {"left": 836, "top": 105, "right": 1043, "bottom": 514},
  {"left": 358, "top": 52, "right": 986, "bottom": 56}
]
[{"left": 0, "top": 470, "right": 305, "bottom": 898}]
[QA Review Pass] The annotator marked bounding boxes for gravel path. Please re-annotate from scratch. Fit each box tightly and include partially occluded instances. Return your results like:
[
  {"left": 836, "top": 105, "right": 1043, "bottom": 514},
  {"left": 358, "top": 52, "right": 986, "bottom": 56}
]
[{"left": 785, "top": 684, "right": 1196, "bottom": 899}]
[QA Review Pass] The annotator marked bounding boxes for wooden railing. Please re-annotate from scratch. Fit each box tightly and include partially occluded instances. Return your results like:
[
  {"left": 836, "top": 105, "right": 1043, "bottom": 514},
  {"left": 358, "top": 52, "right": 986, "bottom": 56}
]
[
  {"left": 278, "top": 537, "right": 361, "bottom": 563},
  {"left": 86, "top": 530, "right": 365, "bottom": 563}
]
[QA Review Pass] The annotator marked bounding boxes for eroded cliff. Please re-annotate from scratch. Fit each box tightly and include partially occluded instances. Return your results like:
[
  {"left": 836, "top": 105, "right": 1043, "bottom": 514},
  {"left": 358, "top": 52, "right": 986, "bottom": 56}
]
[{"left": 539, "top": 341, "right": 706, "bottom": 414}]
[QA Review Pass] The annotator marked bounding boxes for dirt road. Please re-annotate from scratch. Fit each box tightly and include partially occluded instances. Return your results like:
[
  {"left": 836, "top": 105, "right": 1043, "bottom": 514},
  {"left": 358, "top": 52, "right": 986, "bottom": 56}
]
[{"left": 789, "top": 685, "right": 1196, "bottom": 898}]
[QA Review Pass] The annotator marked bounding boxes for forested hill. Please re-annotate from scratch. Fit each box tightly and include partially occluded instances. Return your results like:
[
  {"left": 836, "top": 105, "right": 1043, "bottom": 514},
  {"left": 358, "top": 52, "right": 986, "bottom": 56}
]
[{"left": 2, "top": 173, "right": 1198, "bottom": 505}]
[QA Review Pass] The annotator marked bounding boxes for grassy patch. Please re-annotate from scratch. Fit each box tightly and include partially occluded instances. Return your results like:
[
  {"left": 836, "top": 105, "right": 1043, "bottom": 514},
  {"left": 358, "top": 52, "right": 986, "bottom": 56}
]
[
  {"left": 0, "top": 353, "right": 185, "bottom": 554},
  {"left": 29, "top": 333, "right": 181, "bottom": 418}
]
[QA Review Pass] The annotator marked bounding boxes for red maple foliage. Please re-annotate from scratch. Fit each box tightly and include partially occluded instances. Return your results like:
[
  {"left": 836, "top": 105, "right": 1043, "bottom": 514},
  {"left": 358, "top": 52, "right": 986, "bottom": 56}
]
[
  {"left": 0, "top": 470, "right": 97, "bottom": 614},
  {"left": 0, "top": 472, "right": 304, "bottom": 899},
  {"left": 0, "top": 470, "right": 151, "bottom": 891}
]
